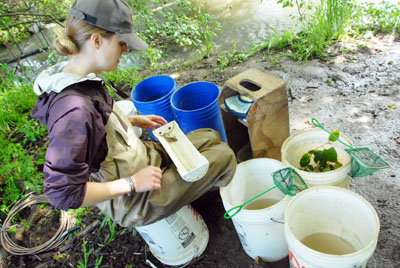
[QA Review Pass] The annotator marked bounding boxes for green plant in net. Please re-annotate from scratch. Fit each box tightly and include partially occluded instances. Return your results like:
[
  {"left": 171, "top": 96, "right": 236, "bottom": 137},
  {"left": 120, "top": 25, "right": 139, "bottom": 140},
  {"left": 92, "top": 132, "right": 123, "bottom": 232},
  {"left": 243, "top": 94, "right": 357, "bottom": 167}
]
[{"left": 299, "top": 129, "right": 343, "bottom": 172}]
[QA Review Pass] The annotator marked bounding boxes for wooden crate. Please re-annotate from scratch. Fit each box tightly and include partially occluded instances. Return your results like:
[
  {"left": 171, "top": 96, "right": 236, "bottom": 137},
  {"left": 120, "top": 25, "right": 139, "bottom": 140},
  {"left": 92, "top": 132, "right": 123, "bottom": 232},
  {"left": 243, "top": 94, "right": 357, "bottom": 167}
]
[{"left": 219, "top": 68, "right": 289, "bottom": 160}]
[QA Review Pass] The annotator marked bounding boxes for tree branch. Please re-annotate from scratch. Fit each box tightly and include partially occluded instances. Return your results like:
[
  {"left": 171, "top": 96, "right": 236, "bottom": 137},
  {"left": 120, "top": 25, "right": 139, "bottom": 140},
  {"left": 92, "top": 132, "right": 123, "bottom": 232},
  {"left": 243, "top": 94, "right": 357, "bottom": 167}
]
[
  {"left": 0, "top": 13, "right": 64, "bottom": 27},
  {"left": 0, "top": 19, "right": 50, "bottom": 30}
]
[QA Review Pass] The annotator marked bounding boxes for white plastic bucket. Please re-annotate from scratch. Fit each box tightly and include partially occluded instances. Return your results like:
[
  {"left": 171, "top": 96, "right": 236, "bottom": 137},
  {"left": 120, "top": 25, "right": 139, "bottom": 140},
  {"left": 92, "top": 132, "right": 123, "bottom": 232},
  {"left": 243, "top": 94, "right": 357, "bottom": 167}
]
[
  {"left": 220, "top": 158, "right": 290, "bottom": 262},
  {"left": 285, "top": 186, "right": 380, "bottom": 268},
  {"left": 115, "top": 100, "right": 142, "bottom": 138},
  {"left": 135, "top": 205, "right": 209, "bottom": 266},
  {"left": 281, "top": 128, "right": 353, "bottom": 189}
]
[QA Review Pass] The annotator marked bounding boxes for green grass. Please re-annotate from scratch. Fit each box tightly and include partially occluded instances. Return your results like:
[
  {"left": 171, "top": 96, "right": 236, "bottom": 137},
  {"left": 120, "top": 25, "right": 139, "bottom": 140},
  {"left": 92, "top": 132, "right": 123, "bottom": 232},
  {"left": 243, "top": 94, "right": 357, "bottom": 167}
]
[
  {"left": 268, "top": 0, "right": 353, "bottom": 61},
  {"left": 0, "top": 71, "right": 47, "bottom": 218},
  {"left": 103, "top": 63, "right": 144, "bottom": 96},
  {"left": 216, "top": 43, "right": 249, "bottom": 71},
  {"left": 217, "top": 0, "right": 398, "bottom": 70},
  {"left": 352, "top": 1, "right": 400, "bottom": 36}
]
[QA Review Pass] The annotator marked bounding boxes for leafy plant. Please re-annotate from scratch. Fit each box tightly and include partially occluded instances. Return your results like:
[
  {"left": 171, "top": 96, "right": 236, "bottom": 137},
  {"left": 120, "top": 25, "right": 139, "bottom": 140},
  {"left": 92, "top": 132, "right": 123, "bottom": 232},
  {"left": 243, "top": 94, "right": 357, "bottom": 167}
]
[
  {"left": 217, "top": 43, "right": 249, "bottom": 70},
  {"left": 277, "top": 0, "right": 313, "bottom": 22},
  {"left": 134, "top": 0, "right": 220, "bottom": 65},
  {"left": 252, "top": 0, "right": 355, "bottom": 62},
  {"left": 17, "top": 118, "right": 47, "bottom": 144},
  {"left": 352, "top": 1, "right": 400, "bottom": 36},
  {"left": 0, "top": 64, "right": 24, "bottom": 92},
  {"left": 146, "top": 42, "right": 163, "bottom": 68},
  {"left": 0, "top": 65, "right": 47, "bottom": 219},
  {"left": 7, "top": 225, "right": 17, "bottom": 235},
  {"left": 94, "top": 255, "right": 104, "bottom": 268},
  {"left": 0, "top": 0, "right": 72, "bottom": 45},
  {"left": 0, "top": 136, "right": 44, "bottom": 218},
  {"left": 299, "top": 130, "right": 343, "bottom": 172},
  {"left": 77, "top": 237, "right": 93, "bottom": 268},
  {"left": 196, "top": 10, "right": 220, "bottom": 58},
  {"left": 103, "top": 64, "right": 144, "bottom": 98},
  {"left": 386, "top": 104, "right": 397, "bottom": 110},
  {"left": 98, "top": 215, "right": 118, "bottom": 247}
]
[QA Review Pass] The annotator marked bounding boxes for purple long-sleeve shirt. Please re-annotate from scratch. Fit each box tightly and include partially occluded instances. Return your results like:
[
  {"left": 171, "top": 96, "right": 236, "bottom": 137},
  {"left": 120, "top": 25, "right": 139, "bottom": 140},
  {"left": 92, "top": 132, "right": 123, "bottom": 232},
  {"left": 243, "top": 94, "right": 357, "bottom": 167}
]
[{"left": 31, "top": 81, "right": 112, "bottom": 210}]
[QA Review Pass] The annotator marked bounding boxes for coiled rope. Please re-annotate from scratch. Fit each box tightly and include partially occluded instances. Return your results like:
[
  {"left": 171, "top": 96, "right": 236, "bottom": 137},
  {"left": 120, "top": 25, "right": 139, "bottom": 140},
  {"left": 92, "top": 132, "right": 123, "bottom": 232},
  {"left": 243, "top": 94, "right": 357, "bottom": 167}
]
[{"left": 0, "top": 193, "right": 75, "bottom": 255}]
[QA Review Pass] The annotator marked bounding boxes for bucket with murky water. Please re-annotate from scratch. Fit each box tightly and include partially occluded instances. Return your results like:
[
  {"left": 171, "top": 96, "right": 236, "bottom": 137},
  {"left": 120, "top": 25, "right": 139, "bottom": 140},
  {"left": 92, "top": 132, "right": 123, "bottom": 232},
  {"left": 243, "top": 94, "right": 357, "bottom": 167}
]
[
  {"left": 135, "top": 204, "right": 209, "bottom": 266},
  {"left": 220, "top": 158, "right": 290, "bottom": 262},
  {"left": 285, "top": 186, "right": 380, "bottom": 268}
]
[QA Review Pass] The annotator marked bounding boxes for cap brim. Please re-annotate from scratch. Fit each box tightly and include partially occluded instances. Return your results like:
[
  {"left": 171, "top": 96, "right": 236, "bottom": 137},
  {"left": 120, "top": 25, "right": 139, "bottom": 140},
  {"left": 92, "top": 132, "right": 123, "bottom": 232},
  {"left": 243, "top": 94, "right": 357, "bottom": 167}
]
[{"left": 117, "top": 32, "right": 148, "bottom": 51}]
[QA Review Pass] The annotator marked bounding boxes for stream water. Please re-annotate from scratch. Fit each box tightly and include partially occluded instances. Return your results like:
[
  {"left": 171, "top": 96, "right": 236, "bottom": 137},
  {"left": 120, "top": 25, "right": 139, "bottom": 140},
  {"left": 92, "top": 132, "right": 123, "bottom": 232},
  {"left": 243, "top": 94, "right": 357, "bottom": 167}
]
[{"left": 198, "top": 0, "right": 298, "bottom": 50}]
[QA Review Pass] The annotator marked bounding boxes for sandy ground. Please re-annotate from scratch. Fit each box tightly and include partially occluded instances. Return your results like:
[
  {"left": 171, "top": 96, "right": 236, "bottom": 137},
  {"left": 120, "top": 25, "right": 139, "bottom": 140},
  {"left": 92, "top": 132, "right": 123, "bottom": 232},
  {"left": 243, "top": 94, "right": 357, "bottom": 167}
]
[{"left": 271, "top": 35, "right": 400, "bottom": 268}]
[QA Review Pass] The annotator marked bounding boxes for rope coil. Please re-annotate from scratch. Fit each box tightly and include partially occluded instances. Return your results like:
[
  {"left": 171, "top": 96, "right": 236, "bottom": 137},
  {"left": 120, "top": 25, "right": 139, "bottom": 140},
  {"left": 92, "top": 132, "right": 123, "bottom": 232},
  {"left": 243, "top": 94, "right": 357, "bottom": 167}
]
[{"left": 0, "top": 193, "right": 75, "bottom": 255}]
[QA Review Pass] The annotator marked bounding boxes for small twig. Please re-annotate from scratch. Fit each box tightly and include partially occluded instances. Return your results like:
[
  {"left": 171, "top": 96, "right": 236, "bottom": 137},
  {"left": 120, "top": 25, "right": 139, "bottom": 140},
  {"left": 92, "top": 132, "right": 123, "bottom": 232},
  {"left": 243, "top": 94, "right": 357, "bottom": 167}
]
[
  {"left": 72, "top": 220, "right": 100, "bottom": 240},
  {"left": 58, "top": 220, "right": 100, "bottom": 252}
]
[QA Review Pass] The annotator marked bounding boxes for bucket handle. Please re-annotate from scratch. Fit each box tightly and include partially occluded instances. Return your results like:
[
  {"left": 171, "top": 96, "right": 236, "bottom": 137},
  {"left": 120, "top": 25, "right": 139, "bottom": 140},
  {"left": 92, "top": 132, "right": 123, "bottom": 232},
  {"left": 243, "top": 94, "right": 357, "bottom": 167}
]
[
  {"left": 223, "top": 185, "right": 279, "bottom": 219},
  {"left": 270, "top": 218, "right": 284, "bottom": 224}
]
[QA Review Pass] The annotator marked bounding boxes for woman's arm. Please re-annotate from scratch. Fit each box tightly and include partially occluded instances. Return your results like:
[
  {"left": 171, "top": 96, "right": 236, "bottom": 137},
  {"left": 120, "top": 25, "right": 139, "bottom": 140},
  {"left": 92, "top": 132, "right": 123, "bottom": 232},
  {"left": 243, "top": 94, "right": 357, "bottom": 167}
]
[
  {"left": 80, "top": 166, "right": 163, "bottom": 207},
  {"left": 80, "top": 179, "right": 131, "bottom": 207}
]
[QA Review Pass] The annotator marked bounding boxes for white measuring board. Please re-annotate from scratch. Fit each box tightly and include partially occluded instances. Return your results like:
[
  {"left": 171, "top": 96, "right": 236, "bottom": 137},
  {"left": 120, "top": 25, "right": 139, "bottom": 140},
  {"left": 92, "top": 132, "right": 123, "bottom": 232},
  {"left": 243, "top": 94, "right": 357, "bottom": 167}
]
[{"left": 154, "top": 121, "right": 209, "bottom": 182}]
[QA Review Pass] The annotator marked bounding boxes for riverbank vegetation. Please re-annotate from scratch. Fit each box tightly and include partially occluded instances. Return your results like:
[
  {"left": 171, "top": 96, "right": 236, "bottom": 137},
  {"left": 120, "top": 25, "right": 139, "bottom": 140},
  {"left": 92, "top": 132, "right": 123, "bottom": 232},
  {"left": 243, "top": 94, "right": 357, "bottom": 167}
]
[
  {"left": 217, "top": 0, "right": 400, "bottom": 67},
  {"left": 0, "top": 0, "right": 399, "bottom": 252}
]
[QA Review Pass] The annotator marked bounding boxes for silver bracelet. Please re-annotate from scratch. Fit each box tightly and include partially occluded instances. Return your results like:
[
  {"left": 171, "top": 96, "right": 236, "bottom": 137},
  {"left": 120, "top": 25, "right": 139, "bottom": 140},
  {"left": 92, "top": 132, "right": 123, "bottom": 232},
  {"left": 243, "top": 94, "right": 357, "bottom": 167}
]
[{"left": 125, "top": 176, "right": 135, "bottom": 196}]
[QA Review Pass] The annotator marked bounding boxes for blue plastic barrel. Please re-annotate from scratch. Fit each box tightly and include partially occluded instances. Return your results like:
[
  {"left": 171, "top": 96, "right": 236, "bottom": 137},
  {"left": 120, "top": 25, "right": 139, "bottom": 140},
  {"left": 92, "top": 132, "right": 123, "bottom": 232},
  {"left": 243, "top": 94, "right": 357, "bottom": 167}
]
[
  {"left": 171, "top": 81, "right": 227, "bottom": 142},
  {"left": 131, "top": 75, "right": 177, "bottom": 140}
]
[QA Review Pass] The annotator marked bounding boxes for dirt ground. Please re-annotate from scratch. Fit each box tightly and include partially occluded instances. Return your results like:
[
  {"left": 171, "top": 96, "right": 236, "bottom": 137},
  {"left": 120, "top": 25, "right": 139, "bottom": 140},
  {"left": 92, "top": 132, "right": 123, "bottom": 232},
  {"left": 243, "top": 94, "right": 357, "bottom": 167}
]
[{"left": 1, "top": 34, "right": 399, "bottom": 268}]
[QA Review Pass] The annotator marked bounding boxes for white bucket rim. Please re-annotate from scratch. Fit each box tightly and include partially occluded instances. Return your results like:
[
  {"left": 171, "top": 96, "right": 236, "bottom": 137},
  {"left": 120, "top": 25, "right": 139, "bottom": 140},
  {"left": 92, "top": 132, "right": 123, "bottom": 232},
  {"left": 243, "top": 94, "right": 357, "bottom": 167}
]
[
  {"left": 220, "top": 158, "right": 290, "bottom": 221},
  {"left": 281, "top": 128, "right": 353, "bottom": 184},
  {"left": 285, "top": 186, "right": 380, "bottom": 261},
  {"left": 116, "top": 99, "right": 137, "bottom": 112}
]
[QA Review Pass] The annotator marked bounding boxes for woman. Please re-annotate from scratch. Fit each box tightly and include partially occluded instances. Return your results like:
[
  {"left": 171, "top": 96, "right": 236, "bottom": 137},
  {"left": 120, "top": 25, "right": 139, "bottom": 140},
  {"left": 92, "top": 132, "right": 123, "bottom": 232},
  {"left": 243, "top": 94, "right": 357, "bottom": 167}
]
[{"left": 31, "top": 0, "right": 236, "bottom": 227}]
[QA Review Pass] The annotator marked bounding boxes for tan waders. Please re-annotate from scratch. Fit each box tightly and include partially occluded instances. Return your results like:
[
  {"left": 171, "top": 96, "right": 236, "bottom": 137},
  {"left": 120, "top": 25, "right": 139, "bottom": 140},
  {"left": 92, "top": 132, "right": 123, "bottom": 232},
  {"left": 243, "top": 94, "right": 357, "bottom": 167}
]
[{"left": 91, "top": 102, "right": 236, "bottom": 227}]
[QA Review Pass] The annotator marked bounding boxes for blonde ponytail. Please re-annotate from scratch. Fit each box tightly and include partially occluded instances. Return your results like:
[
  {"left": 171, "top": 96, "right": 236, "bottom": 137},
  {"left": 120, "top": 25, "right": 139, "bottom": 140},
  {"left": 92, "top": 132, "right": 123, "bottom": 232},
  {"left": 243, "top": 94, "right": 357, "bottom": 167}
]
[{"left": 53, "top": 27, "right": 78, "bottom": 56}]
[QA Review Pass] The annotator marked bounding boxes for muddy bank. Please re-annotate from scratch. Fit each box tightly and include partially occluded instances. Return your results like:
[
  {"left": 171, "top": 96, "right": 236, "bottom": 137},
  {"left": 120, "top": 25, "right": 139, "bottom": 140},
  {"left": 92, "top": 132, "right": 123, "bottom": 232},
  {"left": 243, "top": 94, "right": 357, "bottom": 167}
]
[{"left": 165, "top": 34, "right": 400, "bottom": 268}]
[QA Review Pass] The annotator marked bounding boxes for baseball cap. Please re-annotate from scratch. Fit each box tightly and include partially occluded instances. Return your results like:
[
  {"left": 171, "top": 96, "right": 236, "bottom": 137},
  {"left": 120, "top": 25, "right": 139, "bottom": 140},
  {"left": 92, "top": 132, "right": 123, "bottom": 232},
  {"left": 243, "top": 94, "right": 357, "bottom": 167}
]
[{"left": 69, "top": 0, "right": 148, "bottom": 50}]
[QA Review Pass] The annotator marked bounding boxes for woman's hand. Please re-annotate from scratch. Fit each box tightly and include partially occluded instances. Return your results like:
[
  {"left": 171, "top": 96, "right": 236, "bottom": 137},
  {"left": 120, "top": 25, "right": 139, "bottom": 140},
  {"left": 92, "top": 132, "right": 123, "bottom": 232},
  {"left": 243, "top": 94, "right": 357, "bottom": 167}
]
[
  {"left": 127, "top": 115, "right": 167, "bottom": 130},
  {"left": 132, "top": 166, "right": 162, "bottom": 192}
]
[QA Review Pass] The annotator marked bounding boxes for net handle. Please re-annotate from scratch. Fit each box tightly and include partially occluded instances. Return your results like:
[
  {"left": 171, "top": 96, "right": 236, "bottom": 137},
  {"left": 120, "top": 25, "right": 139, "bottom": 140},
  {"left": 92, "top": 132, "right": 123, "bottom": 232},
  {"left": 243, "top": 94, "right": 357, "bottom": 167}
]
[
  {"left": 312, "top": 118, "right": 354, "bottom": 149},
  {"left": 223, "top": 185, "right": 279, "bottom": 219}
]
